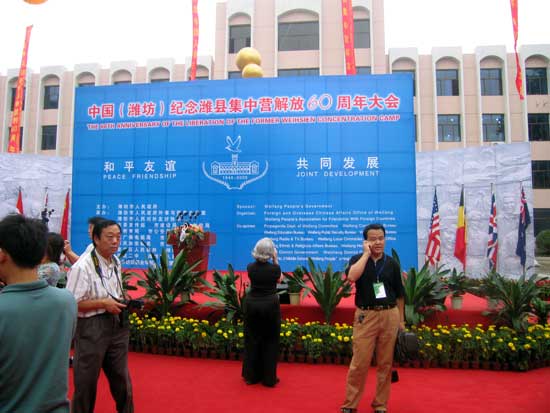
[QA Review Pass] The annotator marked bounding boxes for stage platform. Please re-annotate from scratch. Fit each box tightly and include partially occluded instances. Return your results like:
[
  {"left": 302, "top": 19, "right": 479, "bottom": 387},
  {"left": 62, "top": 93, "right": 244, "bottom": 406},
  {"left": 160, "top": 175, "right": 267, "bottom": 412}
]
[
  {"left": 129, "top": 270, "right": 492, "bottom": 327},
  {"left": 175, "top": 291, "right": 492, "bottom": 327}
]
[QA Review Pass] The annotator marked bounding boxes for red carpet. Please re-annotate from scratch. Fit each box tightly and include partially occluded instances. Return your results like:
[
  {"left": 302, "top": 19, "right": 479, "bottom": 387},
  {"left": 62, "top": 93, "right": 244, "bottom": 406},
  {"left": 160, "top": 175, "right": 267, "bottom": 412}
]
[{"left": 69, "top": 353, "right": 550, "bottom": 413}]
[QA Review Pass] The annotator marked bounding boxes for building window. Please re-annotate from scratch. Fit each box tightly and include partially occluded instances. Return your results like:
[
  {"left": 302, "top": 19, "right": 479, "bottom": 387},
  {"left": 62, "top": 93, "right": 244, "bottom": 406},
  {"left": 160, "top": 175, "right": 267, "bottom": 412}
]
[
  {"left": 113, "top": 80, "right": 131, "bottom": 85},
  {"left": 356, "top": 66, "right": 371, "bottom": 75},
  {"left": 10, "top": 87, "right": 25, "bottom": 111},
  {"left": 150, "top": 78, "right": 169, "bottom": 83},
  {"left": 353, "top": 19, "right": 370, "bottom": 49},
  {"left": 8, "top": 127, "right": 23, "bottom": 151},
  {"left": 533, "top": 161, "right": 550, "bottom": 189},
  {"left": 228, "top": 71, "right": 242, "bottom": 79},
  {"left": 436, "top": 69, "right": 459, "bottom": 96},
  {"left": 278, "top": 21, "right": 319, "bottom": 51},
  {"left": 438, "top": 115, "right": 461, "bottom": 142},
  {"left": 526, "top": 68, "right": 548, "bottom": 95},
  {"left": 78, "top": 82, "right": 95, "bottom": 87},
  {"left": 534, "top": 208, "right": 550, "bottom": 235},
  {"left": 393, "top": 69, "right": 416, "bottom": 96},
  {"left": 41, "top": 125, "right": 57, "bottom": 150},
  {"left": 528, "top": 113, "right": 550, "bottom": 141},
  {"left": 43, "top": 85, "right": 59, "bottom": 109},
  {"left": 277, "top": 68, "right": 320, "bottom": 77},
  {"left": 482, "top": 114, "right": 505, "bottom": 142},
  {"left": 480, "top": 68, "right": 502, "bottom": 96},
  {"left": 229, "top": 24, "right": 251, "bottom": 54}
]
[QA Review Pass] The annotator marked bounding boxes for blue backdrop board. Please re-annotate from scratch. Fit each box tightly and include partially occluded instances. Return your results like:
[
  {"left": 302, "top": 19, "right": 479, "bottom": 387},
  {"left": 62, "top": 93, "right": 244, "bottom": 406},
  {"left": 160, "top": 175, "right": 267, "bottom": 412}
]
[{"left": 72, "top": 74, "right": 416, "bottom": 271}]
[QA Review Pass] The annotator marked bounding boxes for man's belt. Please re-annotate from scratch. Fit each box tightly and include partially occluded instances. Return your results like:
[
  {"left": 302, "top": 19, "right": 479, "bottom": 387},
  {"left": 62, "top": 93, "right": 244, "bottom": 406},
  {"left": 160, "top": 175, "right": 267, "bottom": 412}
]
[{"left": 357, "top": 304, "right": 396, "bottom": 311}]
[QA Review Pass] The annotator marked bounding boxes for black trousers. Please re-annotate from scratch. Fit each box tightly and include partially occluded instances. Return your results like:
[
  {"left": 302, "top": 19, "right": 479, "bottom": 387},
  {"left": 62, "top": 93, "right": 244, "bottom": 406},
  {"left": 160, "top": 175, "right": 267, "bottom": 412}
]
[
  {"left": 242, "top": 294, "right": 281, "bottom": 386},
  {"left": 72, "top": 313, "right": 134, "bottom": 413}
]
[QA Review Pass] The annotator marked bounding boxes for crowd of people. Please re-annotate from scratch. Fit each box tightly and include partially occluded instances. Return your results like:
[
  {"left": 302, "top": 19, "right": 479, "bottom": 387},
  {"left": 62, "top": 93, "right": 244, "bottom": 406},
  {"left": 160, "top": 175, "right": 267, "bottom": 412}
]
[{"left": 0, "top": 213, "right": 404, "bottom": 413}]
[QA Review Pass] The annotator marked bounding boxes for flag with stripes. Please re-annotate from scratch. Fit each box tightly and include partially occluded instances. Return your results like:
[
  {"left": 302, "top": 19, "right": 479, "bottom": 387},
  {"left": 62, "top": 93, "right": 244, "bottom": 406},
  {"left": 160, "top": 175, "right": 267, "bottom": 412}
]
[
  {"left": 425, "top": 188, "right": 441, "bottom": 265},
  {"left": 515, "top": 185, "right": 531, "bottom": 268},
  {"left": 486, "top": 189, "right": 498, "bottom": 271}
]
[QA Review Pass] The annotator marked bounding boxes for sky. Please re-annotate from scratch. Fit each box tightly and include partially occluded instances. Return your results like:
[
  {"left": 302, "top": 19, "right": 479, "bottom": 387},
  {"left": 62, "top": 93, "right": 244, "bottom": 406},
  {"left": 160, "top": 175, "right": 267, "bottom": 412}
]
[{"left": 0, "top": 0, "right": 549, "bottom": 72}]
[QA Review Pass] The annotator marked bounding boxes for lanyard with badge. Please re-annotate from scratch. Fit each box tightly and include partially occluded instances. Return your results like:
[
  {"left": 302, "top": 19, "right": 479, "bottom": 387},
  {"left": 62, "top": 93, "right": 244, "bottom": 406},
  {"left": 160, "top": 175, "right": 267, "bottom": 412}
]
[
  {"left": 373, "top": 254, "right": 387, "bottom": 299},
  {"left": 91, "top": 249, "right": 123, "bottom": 301}
]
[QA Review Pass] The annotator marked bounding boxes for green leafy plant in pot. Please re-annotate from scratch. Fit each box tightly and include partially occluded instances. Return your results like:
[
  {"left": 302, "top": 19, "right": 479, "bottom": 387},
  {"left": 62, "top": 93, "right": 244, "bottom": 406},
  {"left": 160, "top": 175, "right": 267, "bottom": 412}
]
[
  {"left": 301, "top": 257, "right": 352, "bottom": 323},
  {"left": 200, "top": 264, "right": 248, "bottom": 324},
  {"left": 445, "top": 269, "right": 469, "bottom": 309},
  {"left": 393, "top": 250, "right": 448, "bottom": 326},
  {"left": 283, "top": 265, "right": 308, "bottom": 305},
  {"left": 136, "top": 245, "right": 204, "bottom": 318}
]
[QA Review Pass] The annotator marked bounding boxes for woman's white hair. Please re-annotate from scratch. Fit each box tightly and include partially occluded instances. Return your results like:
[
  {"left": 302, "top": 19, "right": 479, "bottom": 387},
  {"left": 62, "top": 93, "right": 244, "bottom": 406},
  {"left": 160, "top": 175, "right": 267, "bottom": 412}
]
[{"left": 252, "top": 237, "right": 275, "bottom": 262}]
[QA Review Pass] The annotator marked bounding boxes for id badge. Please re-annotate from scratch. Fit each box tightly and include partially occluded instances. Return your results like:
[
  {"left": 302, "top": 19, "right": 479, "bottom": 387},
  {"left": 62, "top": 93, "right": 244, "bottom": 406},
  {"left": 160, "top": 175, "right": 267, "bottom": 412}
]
[{"left": 373, "top": 282, "right": 387, "bottom": 299}]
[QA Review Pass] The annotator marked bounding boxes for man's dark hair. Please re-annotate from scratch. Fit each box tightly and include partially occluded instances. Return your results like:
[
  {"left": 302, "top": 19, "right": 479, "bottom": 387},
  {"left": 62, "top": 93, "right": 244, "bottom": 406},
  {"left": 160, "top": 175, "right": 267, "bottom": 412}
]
[
  {"left": 0, "top": 214, "right": 48, "bottom": 268},
  {"left": 92, "top": 219, "right": 121, "bottom": 241},
  {"left": 363, "top": 223, "right": 386, "bottom": 240},
  {"left": 88, "top": 216, "right": 107, "bottom": 227},
  {"left": 45, "top": 232, "right": 65, "bottom": 264}
]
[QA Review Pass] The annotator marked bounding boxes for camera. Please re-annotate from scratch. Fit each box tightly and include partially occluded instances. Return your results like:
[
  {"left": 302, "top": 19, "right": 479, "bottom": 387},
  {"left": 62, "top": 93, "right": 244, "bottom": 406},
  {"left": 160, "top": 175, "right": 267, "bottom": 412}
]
[
  {"left": 122, "top": 299, "right": 144, "bottom": 310},
  {"left": 118, "top": 299, "right": 144, "bottom": 328}
]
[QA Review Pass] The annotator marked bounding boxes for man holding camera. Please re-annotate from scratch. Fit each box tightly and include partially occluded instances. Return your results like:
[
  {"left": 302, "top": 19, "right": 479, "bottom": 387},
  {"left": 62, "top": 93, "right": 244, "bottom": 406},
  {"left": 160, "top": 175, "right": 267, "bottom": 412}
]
[{"left": 66, "top": 219, "right": 134, "bottom": 413}]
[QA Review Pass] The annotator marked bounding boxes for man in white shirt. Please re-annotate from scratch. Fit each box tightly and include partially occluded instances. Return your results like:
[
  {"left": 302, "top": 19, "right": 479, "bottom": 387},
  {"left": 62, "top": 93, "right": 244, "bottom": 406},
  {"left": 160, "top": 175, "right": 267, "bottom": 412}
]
[{"left": 66, "top": 219, "right": 133, "bottom": 413}]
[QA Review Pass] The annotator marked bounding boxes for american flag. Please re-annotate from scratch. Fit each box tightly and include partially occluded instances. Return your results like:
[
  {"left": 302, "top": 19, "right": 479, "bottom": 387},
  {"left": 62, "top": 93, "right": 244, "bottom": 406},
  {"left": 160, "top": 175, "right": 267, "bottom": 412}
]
[
  {"left": 425, "top": 189, "right": 441, "bottom": 265},
  {"left": 486, "top": 189, "right": 498, "bottom": 271}
]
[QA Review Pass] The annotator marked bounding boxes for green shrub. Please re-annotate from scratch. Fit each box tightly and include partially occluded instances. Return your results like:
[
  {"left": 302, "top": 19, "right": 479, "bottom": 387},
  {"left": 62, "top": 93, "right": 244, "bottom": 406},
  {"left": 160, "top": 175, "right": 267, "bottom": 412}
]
[{"left": 535, "top": 230, "right": 550, "bottom": 256}]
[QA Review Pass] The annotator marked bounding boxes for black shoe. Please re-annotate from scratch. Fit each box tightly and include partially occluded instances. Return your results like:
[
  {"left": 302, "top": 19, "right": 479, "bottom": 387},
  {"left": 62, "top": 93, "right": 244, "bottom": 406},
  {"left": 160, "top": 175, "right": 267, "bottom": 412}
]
[
  {"left": 341, "top": 408, "right": 357, "bottom": 413},
  {"left": 262, "top": 377, "right": 280, "bottom": 387},
  {"left": 391, "top": 370, "right": 399, "bottom": 383}
]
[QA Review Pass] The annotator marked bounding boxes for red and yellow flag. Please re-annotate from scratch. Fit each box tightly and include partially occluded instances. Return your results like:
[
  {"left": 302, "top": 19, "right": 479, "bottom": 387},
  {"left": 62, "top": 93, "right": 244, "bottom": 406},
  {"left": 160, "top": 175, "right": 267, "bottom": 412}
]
[
  {"left": 341, "top": 0, "right": 356, "bottom": 75},
  {"left": 454, "top": 187, "right": 467, "bottom": 269},
  {"left": 60, "top": 189, "right": 70, "bottom": 240},
  {"left": 189, "top": 0, "right": 199, "bottom": 81},
  {"left": 510, "top": 0, "right": 524, "bottom": 99},
  {"left": 16, "top": 187, "right": 24, "bottom": 215},
  {"left": 8, "top": 25, "right": 33, "bottom": 153}
]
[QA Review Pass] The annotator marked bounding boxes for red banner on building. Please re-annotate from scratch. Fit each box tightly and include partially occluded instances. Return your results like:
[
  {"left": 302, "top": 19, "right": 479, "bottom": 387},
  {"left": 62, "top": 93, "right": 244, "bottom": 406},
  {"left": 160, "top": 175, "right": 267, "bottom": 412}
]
[
  {"left": 510, "top": 0, "right": 524, "bottom": 99},
  {"left": 341, "top": 0, "right": 356, "bottom": 75},
  {"left": 60, "top": 189, "right": 70, "bottom": 240},
  {"left": 190, "top": 0, "right": 199, "bottom": 81},
  {"left": 8, "top": 25, "right": 33, "bottom": 153}
]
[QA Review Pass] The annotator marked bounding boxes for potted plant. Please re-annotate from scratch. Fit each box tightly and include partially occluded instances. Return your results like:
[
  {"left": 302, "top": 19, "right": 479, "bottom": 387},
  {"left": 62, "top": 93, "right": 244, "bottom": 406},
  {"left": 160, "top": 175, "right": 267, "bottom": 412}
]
[
  {"left": 482, "top": 273, "right": 540, "bottom": 332},
  {"left": 474, "top": 271, "right": 504, "bottom": 310},
  {"left": 200, "top": 264, "right": 248, "bottom": 323},
  {"left": 301, "top": 258, "right": 352, "bottom": 323},
  {"left": 136, "top": 246, "right": 204, "bottom": 317},
  {"left": 445, "top": 269, "right": 469, "bottom": 309},
  {"left": 399, "top": 262, "right": 448, "bottom": 326},
  {"left": 283, "top": 265, "right": 308, "bottom": 305}
]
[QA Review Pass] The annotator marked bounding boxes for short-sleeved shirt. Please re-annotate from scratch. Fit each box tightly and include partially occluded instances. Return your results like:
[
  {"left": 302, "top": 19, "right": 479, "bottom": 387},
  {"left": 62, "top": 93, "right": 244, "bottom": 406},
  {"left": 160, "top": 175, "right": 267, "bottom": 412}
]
[
  {"left": 346, "top": 252, "right": 404, "bottom": 308},
  {"left": 66, "top": 250, "right": 123, "bottom": 318},
  {"left": 247, "top": 261, "right": 281, "bottom": 297},
  {"left": 38, "top": 262, "right": 64, "bottom": 287},
  {"left": 0, "top": 280, "right": 77, "bottom": 413}
]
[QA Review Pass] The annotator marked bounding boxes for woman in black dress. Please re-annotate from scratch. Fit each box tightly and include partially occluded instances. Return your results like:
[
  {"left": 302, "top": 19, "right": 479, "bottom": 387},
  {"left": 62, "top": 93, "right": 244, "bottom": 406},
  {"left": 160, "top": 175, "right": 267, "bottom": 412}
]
[{"left": 242, "top": 237, "right": 281, "bottom": 387}]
